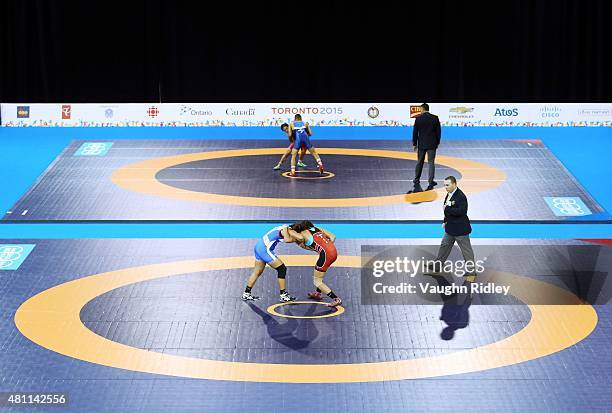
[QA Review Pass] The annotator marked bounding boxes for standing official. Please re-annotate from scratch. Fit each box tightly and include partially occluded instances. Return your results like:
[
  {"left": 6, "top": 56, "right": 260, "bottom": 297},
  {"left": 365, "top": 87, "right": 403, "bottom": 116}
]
[
  {"left": 429, "top": 176, "right": 476, "bottom": 278},
  {"left": 411, "top": 103, "right": 441, "bottom": 191}
]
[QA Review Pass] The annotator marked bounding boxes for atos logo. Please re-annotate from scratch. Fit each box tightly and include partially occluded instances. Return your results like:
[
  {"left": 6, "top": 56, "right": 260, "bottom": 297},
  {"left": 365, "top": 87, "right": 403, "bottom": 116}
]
[{"left": 494, "top": 108, "right": 519, "bottom": 116}]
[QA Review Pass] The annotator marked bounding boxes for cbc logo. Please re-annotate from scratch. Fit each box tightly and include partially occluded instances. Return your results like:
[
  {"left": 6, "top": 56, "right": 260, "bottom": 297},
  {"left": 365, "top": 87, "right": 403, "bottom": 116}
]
[
  {"left": 551, "top": 198, "right": 587, "bottom": 216},
  {"left": 367, "top": 107, "right": 380, "bottom": 119},
  {"left": 147, "top": 106, "right": 160, "bottom": 118},
  {"left": 0, "top": 246, "right": 24, "bottom": 269},
  {"left": 80, "top": 143, "right": 108, "bottom": 155}
]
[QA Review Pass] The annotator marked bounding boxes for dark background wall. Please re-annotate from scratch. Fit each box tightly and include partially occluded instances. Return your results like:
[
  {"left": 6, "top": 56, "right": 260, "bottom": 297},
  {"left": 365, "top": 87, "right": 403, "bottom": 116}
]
[{"left": 1, "top": 0, "right": 610, "bottom": 103}]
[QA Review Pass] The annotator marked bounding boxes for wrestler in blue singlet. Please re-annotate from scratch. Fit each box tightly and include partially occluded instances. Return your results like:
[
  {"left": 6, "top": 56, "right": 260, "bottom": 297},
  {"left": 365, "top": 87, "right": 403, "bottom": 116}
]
[
  {"left": 292, "top": 120, "right": 312, "bottom": 149},
  {"left": 253, "top": 225, "right": 288, "bottom": 263}
]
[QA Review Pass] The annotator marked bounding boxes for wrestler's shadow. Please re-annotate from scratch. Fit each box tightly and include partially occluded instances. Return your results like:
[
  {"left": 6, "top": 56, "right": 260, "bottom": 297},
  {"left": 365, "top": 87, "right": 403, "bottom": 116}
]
[{"left": 246, "top": 302, "right": 320, "bottom": 353}]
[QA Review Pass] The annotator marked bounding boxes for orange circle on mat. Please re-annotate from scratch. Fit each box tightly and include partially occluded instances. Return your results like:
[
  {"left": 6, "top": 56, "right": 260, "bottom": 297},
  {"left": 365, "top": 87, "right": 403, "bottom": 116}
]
[
  {"left": 281, "top": 170, "right": 336, "bottom": 180},
  {"left": 14, "top": 255, "right": 597, "bottom": 383},
  {"left": 111, "top": 148, "right": 506, "bottom": 207}
]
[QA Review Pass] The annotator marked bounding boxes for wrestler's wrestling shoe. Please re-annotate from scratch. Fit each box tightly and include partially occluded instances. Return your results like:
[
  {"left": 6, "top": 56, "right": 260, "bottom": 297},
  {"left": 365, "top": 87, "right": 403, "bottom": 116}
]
[
  {"left": 297, "top": 161, "right": 307, "bottom": 167},
  {"left": 273, "top": 164, "right": 281, "bottom": 170},
  {"left": 318, "top": 163, "right": 324, "bottom": 175},
  {"left": 280, "top": 292, "right": 296, "bottom": 302},
  {"left": 307, "top": 291, "right": 322, "bottom": 300},
  {"left": 326, "top": 297, "right": 342, "bottom": 307},
  {"left": 289, "top": 170, "right": 296, "bottom": 177},
  {"left": 241, "top": 292, "right": 260, "bottom": 301}
]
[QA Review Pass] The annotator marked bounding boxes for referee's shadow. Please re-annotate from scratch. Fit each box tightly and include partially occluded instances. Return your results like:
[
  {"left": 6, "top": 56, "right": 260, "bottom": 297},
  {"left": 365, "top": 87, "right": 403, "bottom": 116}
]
[
  {"left": 406, "top": 182, "right": 438, "bottom": 204},
  {"left": 429, "top": 274, "right": 473, "bottom": 341},
  {"left": 246, "top": 302, "right": 319, "bottom": 352}
]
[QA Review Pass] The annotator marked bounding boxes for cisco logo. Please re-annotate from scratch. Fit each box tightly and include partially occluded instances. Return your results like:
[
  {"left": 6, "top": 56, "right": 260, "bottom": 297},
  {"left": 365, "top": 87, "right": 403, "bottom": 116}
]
[
  {"left": 540, "top": 106, "right": 561, "bottom": 118},
  {"left": 494, "top": 108, "right": 519, "bottom": 116}
]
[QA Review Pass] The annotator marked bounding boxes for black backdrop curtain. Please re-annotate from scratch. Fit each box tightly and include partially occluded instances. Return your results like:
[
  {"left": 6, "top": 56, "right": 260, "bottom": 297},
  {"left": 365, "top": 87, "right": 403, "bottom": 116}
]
[{"left": 1, "top": 0, "right": 610, "bottom": 103}]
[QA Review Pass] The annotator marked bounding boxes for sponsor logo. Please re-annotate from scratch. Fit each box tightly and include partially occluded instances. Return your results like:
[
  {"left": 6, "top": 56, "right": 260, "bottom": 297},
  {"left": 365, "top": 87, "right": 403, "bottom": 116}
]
[
  {"left": 449, "top": 106, "right": 474, "bottom": 119},
  {"left": 16, "top": 106, "right": 30, "bottom": 118},
  {"left": 180, "top": 105, "right": 213, "bottom": 116},
  {"left": 74, "top": 142, "right": 114, "bottom": 156},
  {"left": 225, "top": 108, "right": 256, "bottom": 116},
  {"left": 494, "top": 108, "right": 519, "bottom": 116},
  {"left": 367, "top": 106, "right": 380, "bottom": 119},
  {"left": 0, "top": 244, "right": 36, "bottom": 270},
  {"left": 100, "top": 105, "right": 117, "bottom": 119},
  {"left": 449, "top": 106, "right": 474, "bottom": 114},
  {"left": 409, "top": 105, "right": 423, "bottom": 118},
  {"left": 62, "top": 105, "right": 72, "bottom": 120},
  {"left": 147, "top": 106, "right": 159, "bottom": 118},
  {"left": 578, "top": 108, "right": 612, "bottom": 117},
  {"left": 270, "top": 107, "right": 343, "bottom": 115},
  {"left": 539, "top": 105, "right": 561, "bottom": 118},
  {"left": 544, "top": 197, "right": 592, "bottom": 217}
]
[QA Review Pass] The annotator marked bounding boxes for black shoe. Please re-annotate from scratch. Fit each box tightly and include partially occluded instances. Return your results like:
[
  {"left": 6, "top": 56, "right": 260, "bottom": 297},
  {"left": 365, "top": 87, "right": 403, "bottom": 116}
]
[
  {"left": 429, "top": 181, "right": 438, "bottom": 187},
  {"left": 408, "top": 183, "right": 423, "bottom": 194},
  {"left": 426, "top": 185, "right": 435, "bottom": 191}
]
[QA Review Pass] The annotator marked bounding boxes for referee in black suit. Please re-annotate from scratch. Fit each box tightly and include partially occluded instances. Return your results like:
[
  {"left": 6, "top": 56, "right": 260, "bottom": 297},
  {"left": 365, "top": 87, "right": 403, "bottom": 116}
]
[
  {"left": 429, "top": 175, "right": 476, "bottom": 278},
  {"left": 411, "top": 103, "right": 441, "bottom": 191}
]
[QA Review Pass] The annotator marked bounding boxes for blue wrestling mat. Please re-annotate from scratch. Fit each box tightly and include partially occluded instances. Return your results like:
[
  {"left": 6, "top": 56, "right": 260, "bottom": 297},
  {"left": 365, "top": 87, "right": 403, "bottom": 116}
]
[
  {"left": 4, "top": 137, "right": 609, "bottom": 222},
  {"left": 1, "top": 238, "right": 610, "bottom": 412}
]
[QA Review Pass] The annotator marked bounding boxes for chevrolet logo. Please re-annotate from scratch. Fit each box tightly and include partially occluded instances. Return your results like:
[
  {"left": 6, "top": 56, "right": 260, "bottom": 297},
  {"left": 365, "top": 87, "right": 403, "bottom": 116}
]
[{"left": 449, "top": 107, "right": 474, "bottom": 114}]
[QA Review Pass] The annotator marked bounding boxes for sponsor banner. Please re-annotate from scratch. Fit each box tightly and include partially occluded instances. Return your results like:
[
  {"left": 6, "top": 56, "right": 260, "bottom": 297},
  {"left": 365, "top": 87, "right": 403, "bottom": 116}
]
[
  {"left": 1, "top": 103, "right": 611, "bottom": 127},
  {"left": 434, "top": 103, "right": 533, "bottom": 126}
]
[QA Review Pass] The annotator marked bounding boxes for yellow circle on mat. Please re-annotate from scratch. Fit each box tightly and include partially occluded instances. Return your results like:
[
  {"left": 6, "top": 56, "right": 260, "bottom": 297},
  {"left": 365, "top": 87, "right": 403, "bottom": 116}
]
[
  {"left": 111, "top": 148, "right": 506, "bottom": 207},
  {"left": 14, "top": 255, "right": 597, "bottom": 383},
  {"left": 281, "top": 170, "right": 336, "bottom": 180},
  {"left": 267, "top": 301, "right": 345, "bottom": 319}
]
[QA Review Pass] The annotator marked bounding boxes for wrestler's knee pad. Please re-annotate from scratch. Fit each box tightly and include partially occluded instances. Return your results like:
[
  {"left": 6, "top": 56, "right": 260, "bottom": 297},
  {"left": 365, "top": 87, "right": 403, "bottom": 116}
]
[{"left": 276, "top": 264, "right": 287, "bottom": 279}]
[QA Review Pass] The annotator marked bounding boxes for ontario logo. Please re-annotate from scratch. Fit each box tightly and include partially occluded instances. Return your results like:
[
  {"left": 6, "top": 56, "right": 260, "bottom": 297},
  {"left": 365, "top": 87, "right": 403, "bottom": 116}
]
[{"left": 16, "top": 106, "right": 30, "bottom": 118}]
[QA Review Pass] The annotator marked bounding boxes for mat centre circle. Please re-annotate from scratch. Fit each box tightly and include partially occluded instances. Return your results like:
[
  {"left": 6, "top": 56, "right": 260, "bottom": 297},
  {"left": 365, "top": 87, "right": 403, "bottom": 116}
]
[
  {"left": 111, "top": 148, "right": 507, "bottom": 207},
  {"left": 156, "top": 153, "right": 455, "bottom": 197},
  {"left": 281, "top": 170, "right": 335, "bottom": 180},
  {"left": 267, "top": 300, "right": 345, "bottom": 318}
]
